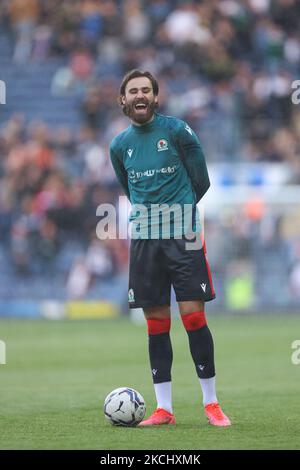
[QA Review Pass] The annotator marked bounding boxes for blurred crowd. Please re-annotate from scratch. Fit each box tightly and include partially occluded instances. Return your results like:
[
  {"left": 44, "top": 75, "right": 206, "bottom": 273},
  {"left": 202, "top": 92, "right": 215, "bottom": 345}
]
[
  {"left": 0, "top": 115, "right": 129, "bottom": 300},
  {"left": 0, "top": 0, "right": 300, "bottom": 305},
  {"left": 0, "top": 0, "right": 299, "bottom": 161}
]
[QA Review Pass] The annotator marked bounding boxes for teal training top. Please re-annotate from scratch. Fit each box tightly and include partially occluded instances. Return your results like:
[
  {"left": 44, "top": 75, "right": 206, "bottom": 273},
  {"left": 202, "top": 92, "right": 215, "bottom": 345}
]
[{"left": 109, "top": 112, "right": 210, "bottom": 239}]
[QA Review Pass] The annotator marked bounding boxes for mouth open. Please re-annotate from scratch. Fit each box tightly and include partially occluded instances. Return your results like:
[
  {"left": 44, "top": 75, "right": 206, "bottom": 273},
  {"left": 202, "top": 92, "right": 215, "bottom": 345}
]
[{"left": 134, "top": 103, "right": 148, "bottom": 111}]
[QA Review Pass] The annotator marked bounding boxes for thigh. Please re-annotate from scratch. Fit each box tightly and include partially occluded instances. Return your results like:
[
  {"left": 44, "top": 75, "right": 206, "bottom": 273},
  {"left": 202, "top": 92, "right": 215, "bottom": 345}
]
[
  {"left": 128, "top": 239, "right": 171, "bottom": 309},
  {"left": 162, "top": 238, "right": 216, "bottom": 303}
]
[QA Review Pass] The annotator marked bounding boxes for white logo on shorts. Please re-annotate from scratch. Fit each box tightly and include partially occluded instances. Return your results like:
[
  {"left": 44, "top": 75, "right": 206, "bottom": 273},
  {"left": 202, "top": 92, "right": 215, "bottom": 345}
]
[{"left": 201, "top": 283, "right": 206, "bottom": 292}]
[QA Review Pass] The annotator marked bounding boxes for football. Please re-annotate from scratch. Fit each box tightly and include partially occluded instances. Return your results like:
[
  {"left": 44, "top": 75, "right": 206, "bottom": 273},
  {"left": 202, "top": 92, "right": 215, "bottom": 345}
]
[{"left": 104, "top": 387, "right": 146, "bottom": 426}]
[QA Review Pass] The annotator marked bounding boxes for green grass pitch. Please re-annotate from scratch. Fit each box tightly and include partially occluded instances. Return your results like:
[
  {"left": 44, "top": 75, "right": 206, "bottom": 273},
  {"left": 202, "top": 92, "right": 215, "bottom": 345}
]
[{"left": 0, "top": 314, "right": 299, "bottom": 450}]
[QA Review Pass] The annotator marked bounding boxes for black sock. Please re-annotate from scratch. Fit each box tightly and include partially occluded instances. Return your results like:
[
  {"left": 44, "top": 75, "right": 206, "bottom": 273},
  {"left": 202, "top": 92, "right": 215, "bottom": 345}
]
[
  {"left": 186, "top": 325, "right": 215, "bottom": 379},
  {"left": 148, "top": 332, "right": 173, "bottom": 384}
]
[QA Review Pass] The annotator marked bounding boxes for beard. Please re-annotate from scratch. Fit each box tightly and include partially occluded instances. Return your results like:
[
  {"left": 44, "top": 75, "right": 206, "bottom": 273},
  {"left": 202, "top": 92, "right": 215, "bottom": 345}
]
[{"left": 123, "top": 99, "right": 157, "bottom": 124}]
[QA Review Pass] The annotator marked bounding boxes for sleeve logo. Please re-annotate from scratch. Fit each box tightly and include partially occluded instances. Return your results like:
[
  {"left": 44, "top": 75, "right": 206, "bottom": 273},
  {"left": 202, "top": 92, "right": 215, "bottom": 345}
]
[{"left": 185, "top": 124, "right": 193, "bottom": 136}]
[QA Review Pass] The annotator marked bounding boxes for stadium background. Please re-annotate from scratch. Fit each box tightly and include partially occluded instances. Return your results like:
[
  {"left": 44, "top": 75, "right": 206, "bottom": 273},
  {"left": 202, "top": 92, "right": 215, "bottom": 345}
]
[
  {"left": 0, "top": 0, "right": 300, "bottom": 451},
  {"left": 1, "top": 0, "right": 300, "bottom": 320}
]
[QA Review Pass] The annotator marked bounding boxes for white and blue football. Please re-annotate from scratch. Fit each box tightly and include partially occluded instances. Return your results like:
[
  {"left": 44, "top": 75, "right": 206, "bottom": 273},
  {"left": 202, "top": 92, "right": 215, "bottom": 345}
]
[{"left": 104, "top": 387, "right": 146, "bottom": 426}]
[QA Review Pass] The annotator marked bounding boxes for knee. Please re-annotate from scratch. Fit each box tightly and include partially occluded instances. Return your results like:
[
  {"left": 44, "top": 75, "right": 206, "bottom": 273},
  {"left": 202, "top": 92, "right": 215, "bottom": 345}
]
[
  {"left": 179, "top": 300, "right": 205, "bottom": 316},
  {"left": 144, "top": 305, "right": 170, "bottom": 320}
]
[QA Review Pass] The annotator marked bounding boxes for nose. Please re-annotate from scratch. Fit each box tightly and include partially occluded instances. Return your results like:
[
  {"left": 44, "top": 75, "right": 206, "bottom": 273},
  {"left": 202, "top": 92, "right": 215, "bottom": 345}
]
[{"left": 136, "top": 89, "right": 144, "bottom": 98}]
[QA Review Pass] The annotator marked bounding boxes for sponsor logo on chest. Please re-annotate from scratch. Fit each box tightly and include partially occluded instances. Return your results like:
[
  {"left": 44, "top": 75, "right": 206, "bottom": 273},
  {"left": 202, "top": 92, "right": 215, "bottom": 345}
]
[{"left": 128, "top": 165, "right": 177, "bottom": 180}]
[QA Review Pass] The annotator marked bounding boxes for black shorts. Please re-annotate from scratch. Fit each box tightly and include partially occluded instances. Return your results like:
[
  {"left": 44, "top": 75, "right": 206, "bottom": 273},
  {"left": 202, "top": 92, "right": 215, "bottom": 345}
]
[{"left": 128, "top": 237, "right": 216, "bottom": 309}]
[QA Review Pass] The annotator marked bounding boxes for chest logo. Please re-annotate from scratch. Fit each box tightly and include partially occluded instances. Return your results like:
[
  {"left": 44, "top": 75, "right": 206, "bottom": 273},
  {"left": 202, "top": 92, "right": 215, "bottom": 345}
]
[
  {"left": 127, "top": 148, "right": 133, "bottom": 158},
  {"left": 157, "top": 139, "right": 168, "bottom": 152}
]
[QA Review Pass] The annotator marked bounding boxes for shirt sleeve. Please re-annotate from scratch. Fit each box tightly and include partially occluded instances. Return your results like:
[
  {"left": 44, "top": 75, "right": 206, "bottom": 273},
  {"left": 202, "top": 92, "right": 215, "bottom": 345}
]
[
  {"left": 175, "top": 121, "right": 210, "bottom": 203},
  {"left": 109, "top": 143, "right": 131, "bottom": 201}
]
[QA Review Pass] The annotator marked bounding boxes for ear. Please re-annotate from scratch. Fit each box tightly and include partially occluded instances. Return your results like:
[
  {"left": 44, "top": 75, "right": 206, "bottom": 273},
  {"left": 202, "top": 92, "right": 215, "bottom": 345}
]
[{"left": 121, "top": 95, "right": 126, "bottom": 105}]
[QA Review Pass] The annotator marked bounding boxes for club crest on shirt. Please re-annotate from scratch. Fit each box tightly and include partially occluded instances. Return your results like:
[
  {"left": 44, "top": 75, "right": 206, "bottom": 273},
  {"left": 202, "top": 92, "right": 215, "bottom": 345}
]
[{"left": 157, "top": 139, "right": 168, "bottom": 152}]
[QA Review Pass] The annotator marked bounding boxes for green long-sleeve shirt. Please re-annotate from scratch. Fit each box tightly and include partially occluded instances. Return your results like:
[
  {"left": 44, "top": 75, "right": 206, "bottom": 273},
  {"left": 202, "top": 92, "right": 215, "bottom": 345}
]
[{"left": 110, "top": 112, "right": 210, "bottom": 239}]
